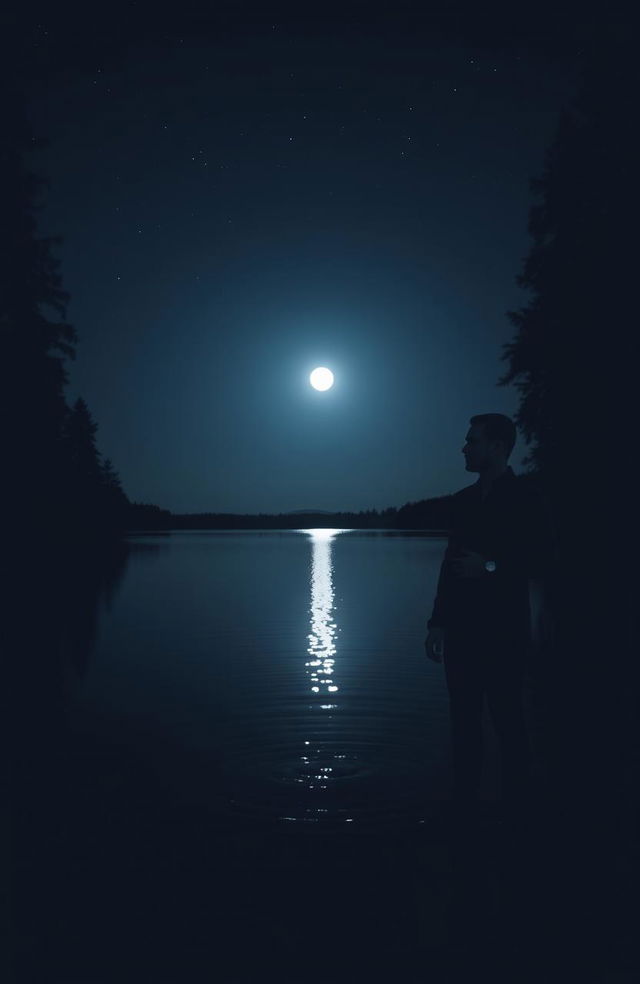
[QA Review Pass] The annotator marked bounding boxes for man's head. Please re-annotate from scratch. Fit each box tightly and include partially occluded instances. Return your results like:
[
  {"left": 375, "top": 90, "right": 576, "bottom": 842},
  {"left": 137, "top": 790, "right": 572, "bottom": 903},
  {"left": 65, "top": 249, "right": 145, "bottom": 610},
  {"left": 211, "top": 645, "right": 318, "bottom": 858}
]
[{"left": 463, "top": 413, "right": 516, "bottom": 472}]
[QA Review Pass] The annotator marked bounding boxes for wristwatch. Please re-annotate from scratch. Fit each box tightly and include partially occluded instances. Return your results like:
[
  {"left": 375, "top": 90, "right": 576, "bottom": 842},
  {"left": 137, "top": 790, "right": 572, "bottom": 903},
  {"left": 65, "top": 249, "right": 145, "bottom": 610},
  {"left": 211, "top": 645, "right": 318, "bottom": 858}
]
[{"left": 484, "top": 559, "right": 496, "bottom": 573}]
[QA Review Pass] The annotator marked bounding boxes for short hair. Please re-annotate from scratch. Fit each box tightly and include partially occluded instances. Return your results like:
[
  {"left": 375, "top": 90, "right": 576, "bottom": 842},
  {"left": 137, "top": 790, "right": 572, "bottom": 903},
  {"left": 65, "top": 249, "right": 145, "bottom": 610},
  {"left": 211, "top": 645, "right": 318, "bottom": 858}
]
[{"left": 470, "top": 413, "right": 517, "bottom": 459}]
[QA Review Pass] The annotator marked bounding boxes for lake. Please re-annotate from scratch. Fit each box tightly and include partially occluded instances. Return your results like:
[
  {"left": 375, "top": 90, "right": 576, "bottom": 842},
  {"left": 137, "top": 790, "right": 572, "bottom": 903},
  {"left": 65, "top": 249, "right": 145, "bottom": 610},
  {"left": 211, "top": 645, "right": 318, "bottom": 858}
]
[
  {"left": 63, "top": 528, "right": 469, "bottom": 825},
  {"left": 13, "top": 528, "right": 513, "bottom": 983}
]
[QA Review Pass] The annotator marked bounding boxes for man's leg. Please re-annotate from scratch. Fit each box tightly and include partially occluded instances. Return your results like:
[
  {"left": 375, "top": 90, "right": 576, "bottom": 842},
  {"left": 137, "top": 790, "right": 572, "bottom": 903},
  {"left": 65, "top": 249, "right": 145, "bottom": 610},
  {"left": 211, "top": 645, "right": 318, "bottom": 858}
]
[
  {"left": 444, "top": 650, "right": 484, "bottom": 810},
  {"left": 485, "top": 657, "right": 532, "bottom": 824}
]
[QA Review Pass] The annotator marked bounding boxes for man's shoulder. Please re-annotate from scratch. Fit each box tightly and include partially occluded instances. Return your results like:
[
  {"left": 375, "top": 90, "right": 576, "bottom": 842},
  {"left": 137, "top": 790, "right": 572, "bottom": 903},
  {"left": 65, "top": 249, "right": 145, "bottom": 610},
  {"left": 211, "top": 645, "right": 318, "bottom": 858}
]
[
  {"left": 449, "top": 471, "right": 541, "bottom": 502},
  {"left": 452, "top": 482, "right": 478, "bottom": 500}
]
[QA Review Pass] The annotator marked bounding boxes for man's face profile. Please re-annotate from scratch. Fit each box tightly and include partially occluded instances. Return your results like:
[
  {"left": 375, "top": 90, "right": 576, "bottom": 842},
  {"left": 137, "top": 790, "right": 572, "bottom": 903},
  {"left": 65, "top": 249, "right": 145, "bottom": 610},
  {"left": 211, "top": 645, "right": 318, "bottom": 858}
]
[{"left": 462, "top": 424, "right": 503, "bottom": 472}]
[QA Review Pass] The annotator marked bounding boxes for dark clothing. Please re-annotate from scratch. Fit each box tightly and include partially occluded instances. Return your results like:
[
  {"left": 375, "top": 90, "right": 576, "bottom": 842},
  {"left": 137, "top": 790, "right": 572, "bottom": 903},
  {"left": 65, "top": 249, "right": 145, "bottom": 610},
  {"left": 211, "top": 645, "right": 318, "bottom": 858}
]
[
  {"left": 427, "top": 466, "right": 551, "bottom": 646},
  {"left": 427, "top": 466, "right": 552, "bottom": 808},
  {"left": 445, "top": 634, "right": 531, "bottom": 809}
]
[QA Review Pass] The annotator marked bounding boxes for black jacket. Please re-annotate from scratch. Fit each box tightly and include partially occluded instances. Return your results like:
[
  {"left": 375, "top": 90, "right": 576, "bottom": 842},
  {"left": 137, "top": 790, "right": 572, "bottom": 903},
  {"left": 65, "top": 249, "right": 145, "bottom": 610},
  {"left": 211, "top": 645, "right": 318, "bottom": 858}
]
[{"left": 427, "top": 466, "right": 553, "bottom": 642}]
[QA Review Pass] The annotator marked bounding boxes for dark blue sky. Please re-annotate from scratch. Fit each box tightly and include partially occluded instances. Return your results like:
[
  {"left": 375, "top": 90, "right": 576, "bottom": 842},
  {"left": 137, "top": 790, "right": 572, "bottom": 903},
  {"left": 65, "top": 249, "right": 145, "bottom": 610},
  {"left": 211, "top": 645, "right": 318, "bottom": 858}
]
[{"left": 18, "top": 5, "right": 581, "bottom": 513}]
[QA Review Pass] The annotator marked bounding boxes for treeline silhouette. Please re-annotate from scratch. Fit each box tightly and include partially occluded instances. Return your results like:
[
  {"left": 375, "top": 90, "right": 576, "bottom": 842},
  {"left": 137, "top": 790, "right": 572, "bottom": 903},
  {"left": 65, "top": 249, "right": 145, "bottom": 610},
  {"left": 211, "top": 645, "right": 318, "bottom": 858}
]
[
  {"left": 133, "top": 472, "right": 545, "bottom": 530},
  {"left": 495, "top": 27, "right": 637, "bottom": 975},
  {"left": 166, "top": 501, "right": 441, "bottom": 531},
  {"left": 132, "top": 497, "right": 450, "bottom": 531},
  {"left": 1, "top": 90, "right": 133, "bottom": 549},
  {"left": 498, "top": 35, "right": 635, "bottom": 694}
]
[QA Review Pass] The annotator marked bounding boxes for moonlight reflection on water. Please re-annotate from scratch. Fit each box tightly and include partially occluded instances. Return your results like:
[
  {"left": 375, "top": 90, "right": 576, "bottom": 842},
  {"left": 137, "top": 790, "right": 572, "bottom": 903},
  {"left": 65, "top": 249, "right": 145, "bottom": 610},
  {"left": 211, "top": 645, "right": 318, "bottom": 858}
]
[
  {"left": 303, "top": 528, "right": 346, "bottom": 704},
  {"left": 285, "top": 528, "right": 352, "bottom": 811}
]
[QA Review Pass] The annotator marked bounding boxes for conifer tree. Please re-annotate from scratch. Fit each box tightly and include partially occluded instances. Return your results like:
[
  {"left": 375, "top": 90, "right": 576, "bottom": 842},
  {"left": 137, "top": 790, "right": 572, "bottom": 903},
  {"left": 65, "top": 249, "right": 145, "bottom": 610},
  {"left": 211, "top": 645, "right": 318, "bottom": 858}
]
[
  {"left": 1, "top": 89, "right": 134, "bottom": 539},
  {"left": 497, "top": 33, "right": 636, "bottom": 846},
  {"left": 99, "top": 456, "right": 131, "bottom": 527},
  {"left": 1, "top": 88, "right": 77, "bottom": 532},
  {"left": 498, "top": 36, "right": 633, "bottom": 488},
  {"left": 64, "top": 397, "right": 102, "bottom": 487}
]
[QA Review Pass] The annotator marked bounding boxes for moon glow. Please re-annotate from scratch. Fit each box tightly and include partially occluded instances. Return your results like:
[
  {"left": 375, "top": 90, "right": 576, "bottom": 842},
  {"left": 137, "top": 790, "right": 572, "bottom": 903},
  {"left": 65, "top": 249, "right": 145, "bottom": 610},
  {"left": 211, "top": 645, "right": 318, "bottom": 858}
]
[{"left": 310, "top": 367, "right": 334, "bottom": 391}]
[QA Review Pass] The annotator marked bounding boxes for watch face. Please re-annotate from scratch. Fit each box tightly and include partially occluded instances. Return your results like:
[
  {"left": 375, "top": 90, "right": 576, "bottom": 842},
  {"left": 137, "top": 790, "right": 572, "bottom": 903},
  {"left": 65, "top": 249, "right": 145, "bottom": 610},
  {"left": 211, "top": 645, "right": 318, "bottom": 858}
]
[{"left": 484, "top": 560, "right": 496, "bottom": 573}]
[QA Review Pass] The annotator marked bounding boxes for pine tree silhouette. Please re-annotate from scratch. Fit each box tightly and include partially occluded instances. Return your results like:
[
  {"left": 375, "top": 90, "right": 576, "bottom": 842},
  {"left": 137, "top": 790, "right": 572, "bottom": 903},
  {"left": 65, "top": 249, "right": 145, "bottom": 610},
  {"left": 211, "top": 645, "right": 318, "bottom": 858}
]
[
  {"left": 498, "top": 31, "right": 633, "bottom": 485},
  {"left": 99, "top": 456, "right": 131, "bottom": 529},
  {"left": 2, "top": 89, "right": 138, "bottom": 541},
  {"left": 1, "top": 89, "right": 77, "bottom": 535}
]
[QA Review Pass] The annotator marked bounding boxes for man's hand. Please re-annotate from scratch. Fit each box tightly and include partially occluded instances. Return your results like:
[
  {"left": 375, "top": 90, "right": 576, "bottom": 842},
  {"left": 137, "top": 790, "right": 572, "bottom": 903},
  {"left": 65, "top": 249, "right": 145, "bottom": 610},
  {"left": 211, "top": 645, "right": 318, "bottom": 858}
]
[
  {"left": 450, "top": 548, "right": 486, "bottom": 579},
  {"left": 425, "top": 627, "right": 445, "bottom": 663}
]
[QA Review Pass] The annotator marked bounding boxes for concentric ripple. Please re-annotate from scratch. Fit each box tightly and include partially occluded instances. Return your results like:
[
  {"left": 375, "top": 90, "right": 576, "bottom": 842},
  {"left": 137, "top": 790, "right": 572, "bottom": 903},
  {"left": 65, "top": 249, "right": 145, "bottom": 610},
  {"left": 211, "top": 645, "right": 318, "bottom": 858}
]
[
  {"left": 209, "top": 530, "right": 450, "bottom": 827},
  {"left": 85, "top": 529, "right": 453, "bottom": 829}
]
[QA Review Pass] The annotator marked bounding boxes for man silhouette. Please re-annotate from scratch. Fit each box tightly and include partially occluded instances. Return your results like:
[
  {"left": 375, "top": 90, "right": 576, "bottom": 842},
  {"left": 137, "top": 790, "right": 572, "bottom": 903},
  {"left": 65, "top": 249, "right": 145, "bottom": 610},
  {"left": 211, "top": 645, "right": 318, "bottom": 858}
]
[{"left": 425, "top": 414, "right": 549, "bottom": 829}]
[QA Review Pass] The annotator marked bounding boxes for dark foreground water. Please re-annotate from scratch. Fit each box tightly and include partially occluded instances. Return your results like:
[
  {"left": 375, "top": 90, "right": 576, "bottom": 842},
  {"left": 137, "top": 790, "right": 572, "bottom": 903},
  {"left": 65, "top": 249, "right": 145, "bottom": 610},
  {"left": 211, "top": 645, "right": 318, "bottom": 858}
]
[
  {"left": 10, "top": 529, "right": 634, "bottom": 983},
  {"left": 64, "top": 529, "right": 457, "bottom": 826}
]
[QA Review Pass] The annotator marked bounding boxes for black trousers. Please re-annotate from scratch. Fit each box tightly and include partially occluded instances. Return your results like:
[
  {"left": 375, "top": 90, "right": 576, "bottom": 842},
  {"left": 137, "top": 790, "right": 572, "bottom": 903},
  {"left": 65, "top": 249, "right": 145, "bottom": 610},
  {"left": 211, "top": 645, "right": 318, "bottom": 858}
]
[{"left": 443, "top": 630, "right": 531, "bottom": 811}]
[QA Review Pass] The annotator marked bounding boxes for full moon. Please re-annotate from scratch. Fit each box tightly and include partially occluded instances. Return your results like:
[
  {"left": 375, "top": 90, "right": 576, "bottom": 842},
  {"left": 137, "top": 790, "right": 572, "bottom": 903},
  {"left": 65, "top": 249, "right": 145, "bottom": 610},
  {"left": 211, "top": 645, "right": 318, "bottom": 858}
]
[{"left": 310, "top": 367, "right": 334, "bottom": 391}]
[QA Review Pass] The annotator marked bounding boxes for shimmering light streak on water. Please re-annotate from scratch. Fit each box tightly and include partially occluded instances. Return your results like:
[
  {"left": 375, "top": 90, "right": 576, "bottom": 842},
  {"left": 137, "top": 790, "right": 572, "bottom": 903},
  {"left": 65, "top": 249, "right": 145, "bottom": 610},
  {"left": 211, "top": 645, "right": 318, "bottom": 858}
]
[
  {"left": 301, "top": 529, "right": 348, "bottom": 705},
  {"left": 295, "top": 529, "right": 352, "bottom": 801},
  {"left": 70, "top": 528, "right": 454, "bottom": 826}
]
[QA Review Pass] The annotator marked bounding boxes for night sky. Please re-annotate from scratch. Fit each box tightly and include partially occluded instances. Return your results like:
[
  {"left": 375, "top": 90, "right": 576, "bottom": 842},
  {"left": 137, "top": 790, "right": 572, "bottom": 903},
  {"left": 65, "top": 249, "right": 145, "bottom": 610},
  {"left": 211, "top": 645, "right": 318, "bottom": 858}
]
[{"left": 12, "top": 5, "right": 582, "bottom": 514}]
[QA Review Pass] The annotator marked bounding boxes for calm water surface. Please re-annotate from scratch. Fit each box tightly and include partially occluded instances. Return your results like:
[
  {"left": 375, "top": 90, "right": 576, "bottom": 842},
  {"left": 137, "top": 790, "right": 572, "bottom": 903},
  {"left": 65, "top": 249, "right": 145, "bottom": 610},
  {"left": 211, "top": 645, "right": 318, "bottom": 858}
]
[
  {"left": 66, "top": 529, "right": 460, "bottom": 827},
  {"left": 15, "top": 529, "right": 548, "bottom": 984}
]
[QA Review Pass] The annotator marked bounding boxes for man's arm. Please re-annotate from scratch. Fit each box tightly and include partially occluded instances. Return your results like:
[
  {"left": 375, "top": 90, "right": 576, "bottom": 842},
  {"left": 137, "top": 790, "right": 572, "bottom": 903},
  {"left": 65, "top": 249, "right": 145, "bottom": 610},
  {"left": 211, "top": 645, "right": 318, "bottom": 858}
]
[
  {"left": 427, "top": 541, "right": 454, "bottom": 630},
  {"left": 426, "top": 494, "right": 459, "bottom": 629}
]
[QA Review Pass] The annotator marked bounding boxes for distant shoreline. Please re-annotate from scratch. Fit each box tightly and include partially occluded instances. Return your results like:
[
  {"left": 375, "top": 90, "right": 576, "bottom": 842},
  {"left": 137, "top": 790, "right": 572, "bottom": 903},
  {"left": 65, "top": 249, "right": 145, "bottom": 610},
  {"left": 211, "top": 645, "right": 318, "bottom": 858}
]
[{"left": 125, "top": 528, "right": 448, "bottom": 536}]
